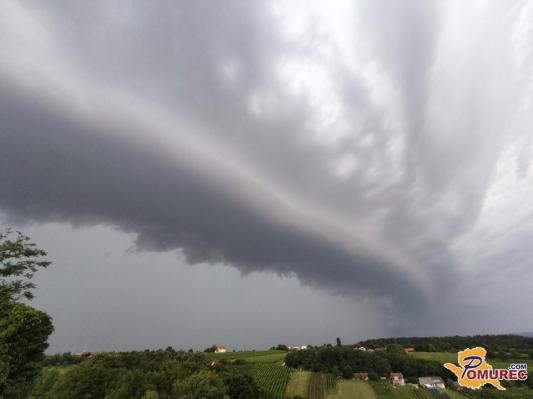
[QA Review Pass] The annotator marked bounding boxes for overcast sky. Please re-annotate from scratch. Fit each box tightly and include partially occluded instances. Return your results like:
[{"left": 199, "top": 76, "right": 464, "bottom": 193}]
[{"left": 1, "top": 0, "right": 533, "bottom": 352}]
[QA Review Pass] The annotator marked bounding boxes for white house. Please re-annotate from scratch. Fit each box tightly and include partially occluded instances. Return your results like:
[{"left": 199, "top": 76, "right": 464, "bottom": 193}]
[{"left": 418, "top": 377, "right": 445, "bottom": 390}]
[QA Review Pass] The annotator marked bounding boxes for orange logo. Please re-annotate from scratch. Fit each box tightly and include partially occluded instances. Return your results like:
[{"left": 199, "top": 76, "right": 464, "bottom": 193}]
[{"left": 444, "top": 347, "right": 528, "bottom": 390}]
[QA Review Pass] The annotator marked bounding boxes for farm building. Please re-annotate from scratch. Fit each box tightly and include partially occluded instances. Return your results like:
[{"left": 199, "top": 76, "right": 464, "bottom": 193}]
[
  {"left": 288, "top": 345, "right": 308, "bottom": 350},
  {"left": 418, "top": 376, "right": 446, "bottom": 390},
  {"left": 390, "top": 373, "right": 405, "bottom": 386},
  {"left": 214, "top": 346, "right": 226, "bottom": 353},
  {"left": 404, "top": 347, "right": 415, "bottom": 353}
]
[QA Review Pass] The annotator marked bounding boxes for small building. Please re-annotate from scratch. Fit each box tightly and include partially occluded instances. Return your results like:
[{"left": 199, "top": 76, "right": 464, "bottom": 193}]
[
  {"left": 404, "top": 347, "right": 415, "bottom": 353},
  {"left": 419, "top": 377, "right": 446, "bottom": 390},
  {"left": 288, "top": 345, "right": 308, "bottom": 351},
  {"left": 356, "top": 346, "right": 367, "bottom": 351},
  {"left": 353, "top": 373, "right": 369, "bottom": 380},
  {"left": 390, "top": 373, "right": 405, "bottom": 386},
  {"left": 214, "top": 346, "right": 227, "bottom": 353}
]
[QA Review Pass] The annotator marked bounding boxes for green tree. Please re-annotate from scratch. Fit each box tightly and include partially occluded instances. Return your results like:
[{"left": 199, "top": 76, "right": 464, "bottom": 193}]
[
  {"left": 0, "top": 230, "right": 51, "bottom": 302},
  {"left": 0, "top": 303, "right": 53, "bottom": 398},
  {"left": 204, "top": 345, "right": 218, "bottom": 353},
  {"left": 341, "top": 365, "right": 353, "bottom": 379},
  {"left": 173, "top": 370, "right": 226, "bottom": 399},
  {"left": 386, "top": 344, "right": 404, "bottom": 354},
  {"left": 223, "top": 373, "right": 262, "bottom": 399},
  {"left": 336, "top": 337, "right": 342, "bottom": 347},
  {"left": 0, "top": 230, "right": 53, "bottom": 399}
]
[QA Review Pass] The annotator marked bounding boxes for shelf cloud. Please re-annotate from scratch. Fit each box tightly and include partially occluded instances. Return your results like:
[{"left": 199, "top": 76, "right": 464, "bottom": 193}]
[{"left": 1, "top": 0, "right": 533, "bottom": 330}]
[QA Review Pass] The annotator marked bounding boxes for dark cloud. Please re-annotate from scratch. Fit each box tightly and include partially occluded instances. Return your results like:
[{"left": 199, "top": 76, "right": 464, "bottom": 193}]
[
  {"left": 0, "top": 78, "right": 426, "bottom": 312},
  {"left": 1, "top": 0, "right": 533, "bottom": 332}
]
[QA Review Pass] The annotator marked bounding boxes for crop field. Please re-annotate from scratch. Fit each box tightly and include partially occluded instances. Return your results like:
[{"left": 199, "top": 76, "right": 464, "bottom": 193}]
[
  {"left": 369, "top": 381, "right": 442, "bottom": 399},
  {"left": 308, "top": 372, "right": 327, "bottom": 399},
  {"left": 326, "top": 373, "right": 338, "bottom": 393},
  {"left": 457, "top": 387, "right": 533, "bottom": 399},
  {"left": 286, "top": 370, "right": 312, "bottom": 398},
  {"left": 327, "top": 380, "right": 376, "bottom": 399},
  {"left": 205, "top": 350, "right": 286, "bottom": 364},
  {"left": 251, "top": 364, "right": 291, "bottom": 399},
  {"left": 241, "top": 353, "right": 287, "bottom": 364},
  {"left": 369, "top": 381, "right": 403, "bottom": 399},
  {"left": 446, "top": 391, "right": 469, "bottom": 399}
]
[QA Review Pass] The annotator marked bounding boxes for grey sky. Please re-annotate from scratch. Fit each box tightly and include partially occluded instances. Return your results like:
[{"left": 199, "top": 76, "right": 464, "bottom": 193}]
[{"left": 1, "top": 0, "right": 533, "bottom": 351}]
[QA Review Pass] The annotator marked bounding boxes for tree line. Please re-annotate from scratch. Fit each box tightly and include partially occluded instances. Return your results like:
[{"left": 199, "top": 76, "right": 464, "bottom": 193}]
[
  {"left": 285, "top": 346, "right": 451, "bottom": 381},
  {"left": 30, "top": 349, "right": 274, "bottom": 399},
  {"left": 357, "top": 335, "right": 533, "bottom": 357}
]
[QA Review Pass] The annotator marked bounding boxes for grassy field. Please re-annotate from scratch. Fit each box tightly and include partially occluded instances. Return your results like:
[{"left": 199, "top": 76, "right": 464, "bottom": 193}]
[
  {"left": 204, "top": 350, "right": 286, "bottom": 364},
  {"left": 410, "top": 351, "right": 457, "bottom": 363},
  {"left": 286, "top": 370, "right": 312, "bottom": 398},
  {"left": 327, "top": 380, "right": 377, "bottom": 399},
  {"left": 369, "top": 381, "right": 443, "bottom": 399},
  {"left": 252, "top": 364, "right": 291, "bottom": 399}
]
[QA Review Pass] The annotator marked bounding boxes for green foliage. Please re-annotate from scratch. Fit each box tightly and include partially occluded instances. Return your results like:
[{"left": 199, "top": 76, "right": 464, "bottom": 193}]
[
  {"left": 285, "top": 346, "right": 452, "bottom": 383},
  {"left": 173, "top": 370, "right": 226, "bottom": 399},
  {"left": 142, "top": 391, "right": 159, "bottom": 399},
  {"left": 29, "top": 350, "right": 276, "bottom": 399},
  {"left": 0, "top": 229, "right": 50, "bottom": 302},
  {"left": 0, "top": 303, "right": 54, "bottom": 399},
  {"left": 369, "top": 382, "right": 438, "bottom": 399},
  {"left": 251, "top": 364, "right": 290, "bottom": 399},
  {"left": 307, "top": 372, "right": 326, "bottom": 399},
  {"left": 359, "top": 335, "right": 533, "bottom": 354},
  {"left": 0, "top": 231, "right": 53, "bottom": 399},
  {"left": 224, "top": 371, "right": 264, "bottom": 399},
  {"left": 204, "top": 345, "right": 218, "bottom": 353},
  {"left": 456, "top": 386, "right": 533, "bottom": 399},
  {"left": 44, "top": 352, "right": 85, "bottom": 366},
  {"left": 204, "top": 350, "right": 286, "bottom": 365},
  {"left": 325, "top": 373, "right": 337, "bottom": 392},
  {"left": 387, "top": 344, "right": 406, "bottom": 354}
]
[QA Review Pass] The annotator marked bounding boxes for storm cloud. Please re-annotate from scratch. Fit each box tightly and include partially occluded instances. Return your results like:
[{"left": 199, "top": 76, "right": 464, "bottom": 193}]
[{"left": 1, "top": 0, "right": 533, "bottom": 331}]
